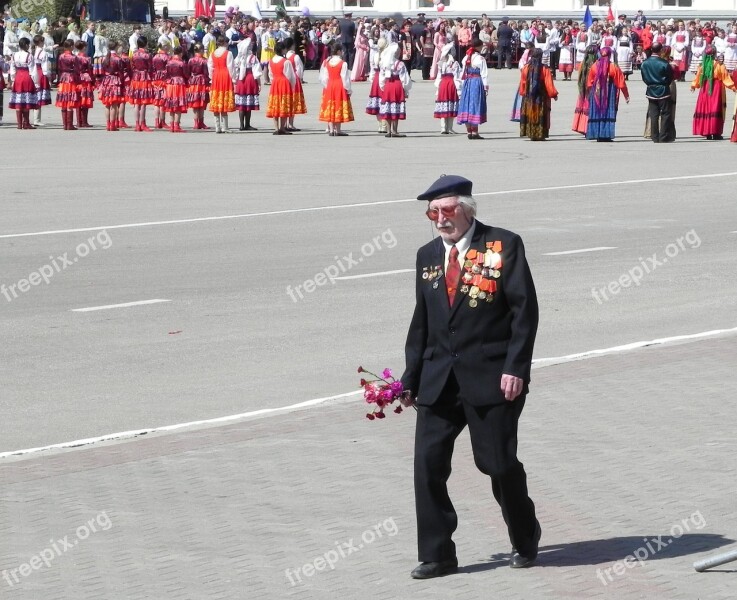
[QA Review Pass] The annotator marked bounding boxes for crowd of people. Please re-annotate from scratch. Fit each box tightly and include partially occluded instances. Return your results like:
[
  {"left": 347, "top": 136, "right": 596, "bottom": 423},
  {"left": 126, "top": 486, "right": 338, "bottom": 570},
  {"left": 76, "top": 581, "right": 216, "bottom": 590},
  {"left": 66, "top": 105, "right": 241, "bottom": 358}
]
[{"left": 2, "top": 9, "right": 737, "bottom": 141}]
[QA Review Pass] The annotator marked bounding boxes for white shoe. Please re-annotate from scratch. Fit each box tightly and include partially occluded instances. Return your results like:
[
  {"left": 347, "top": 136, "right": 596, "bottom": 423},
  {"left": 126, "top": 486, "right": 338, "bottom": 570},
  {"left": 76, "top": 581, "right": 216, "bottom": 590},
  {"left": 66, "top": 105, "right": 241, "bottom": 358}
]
[
  {"left": 215, "top": 117, "right": 222, "bottom": 133},
  {"left": 34, "top": 121, "right": 45, "bottom": 126}
]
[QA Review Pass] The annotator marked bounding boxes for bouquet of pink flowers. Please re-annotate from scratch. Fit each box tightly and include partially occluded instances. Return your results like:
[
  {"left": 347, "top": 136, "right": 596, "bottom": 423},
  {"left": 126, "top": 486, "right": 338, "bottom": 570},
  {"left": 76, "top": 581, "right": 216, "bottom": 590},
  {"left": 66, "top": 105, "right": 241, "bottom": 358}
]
[{"left": 358, "top": 366, "right": 415, "bottom": 420}]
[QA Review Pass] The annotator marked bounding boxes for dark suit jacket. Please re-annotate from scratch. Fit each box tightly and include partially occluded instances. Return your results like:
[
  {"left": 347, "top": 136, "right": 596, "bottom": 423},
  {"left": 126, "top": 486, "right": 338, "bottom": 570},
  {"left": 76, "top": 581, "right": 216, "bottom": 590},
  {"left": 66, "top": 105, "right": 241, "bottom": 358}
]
[
  {"left": 338, "top": 18, "right": 356, "bottom": 45},
  {"left": 401, "top": 221, "right": 539, "bottom": 407}
]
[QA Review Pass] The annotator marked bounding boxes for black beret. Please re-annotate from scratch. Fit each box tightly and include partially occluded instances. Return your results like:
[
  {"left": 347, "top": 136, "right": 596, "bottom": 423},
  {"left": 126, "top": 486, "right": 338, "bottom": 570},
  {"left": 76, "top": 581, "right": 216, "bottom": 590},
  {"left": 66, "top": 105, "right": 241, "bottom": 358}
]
[{"left": 417, "top": 175, "right": 473, "bottom": 201}]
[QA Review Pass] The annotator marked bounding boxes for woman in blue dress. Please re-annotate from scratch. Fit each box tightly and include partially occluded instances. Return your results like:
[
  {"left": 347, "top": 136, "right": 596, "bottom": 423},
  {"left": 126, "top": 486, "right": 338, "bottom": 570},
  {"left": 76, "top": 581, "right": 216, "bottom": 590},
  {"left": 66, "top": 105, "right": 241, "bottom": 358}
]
[{"left": 457, "top": 38, "right": 488, "bottom": 139}]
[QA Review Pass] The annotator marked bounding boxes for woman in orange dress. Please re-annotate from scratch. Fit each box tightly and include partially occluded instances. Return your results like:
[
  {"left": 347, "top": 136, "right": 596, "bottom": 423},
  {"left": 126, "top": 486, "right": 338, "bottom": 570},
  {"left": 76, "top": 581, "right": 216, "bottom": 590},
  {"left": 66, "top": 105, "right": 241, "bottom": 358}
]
[
  {"left": 208, "top": 35, "right": 236, "bottom": 133},
  {"left": 318, "top": 43, "right": 353, "bottom": 136},
  {"left": 285, "top": 37, "right": 306, "bottom": 131},
  {"left": 265, "top": 41, "right": 295, "bottom": 135}
]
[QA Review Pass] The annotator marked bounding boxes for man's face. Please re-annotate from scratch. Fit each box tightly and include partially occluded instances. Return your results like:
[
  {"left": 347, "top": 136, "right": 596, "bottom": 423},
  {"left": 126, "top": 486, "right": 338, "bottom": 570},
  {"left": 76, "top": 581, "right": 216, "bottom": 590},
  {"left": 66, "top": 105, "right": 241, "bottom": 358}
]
[{"left": 428, "top": 197, "right": 473, "bottom": 243}]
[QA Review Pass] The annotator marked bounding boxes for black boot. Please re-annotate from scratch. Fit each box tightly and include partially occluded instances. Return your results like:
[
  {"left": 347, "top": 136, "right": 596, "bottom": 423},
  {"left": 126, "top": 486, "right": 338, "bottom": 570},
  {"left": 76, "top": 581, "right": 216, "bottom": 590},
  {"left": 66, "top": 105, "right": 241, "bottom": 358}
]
[
  {"left": 245, "top": 111, "right": 256, "bottom": 130},
  {"left": 239, "top": 110, "right": 246, "bottom": 131}
]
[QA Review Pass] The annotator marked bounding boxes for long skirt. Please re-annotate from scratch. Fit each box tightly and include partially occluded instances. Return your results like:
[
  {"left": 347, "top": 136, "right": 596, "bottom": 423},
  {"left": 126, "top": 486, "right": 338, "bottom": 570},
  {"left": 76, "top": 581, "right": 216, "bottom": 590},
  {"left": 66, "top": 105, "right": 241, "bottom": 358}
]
[
  {"left": 319, "top": 80, "right": 354, "bottom": 123},
  {"left": 520, "top": 95, "right": 551, "bottom": 140},
  {"left": 379, "top": 78, "right": 406, "bottom": 121},
  {"left": 434, "top": 74, "right": 459, "bottom": 118},
  {"left": 510, "top": 87, "right": 523, "bottom": 122},
  {"left": 456, "top": 76, "right": 486, "bottom": 125},
  {"left": 365, "top": 70, "right": 381, "bottom": 115},
  {"left": 235, "top": 71, "right": 259, "bottom": 110},
  {"left": 571, "top": 93, "right": 588, "bottom": 134},
  {"left": 350, "top": 46, "right": 368, "bottom": 82},
  {"left": 586, "top": 82, "right": 619, "bottom": 140},
  {"left": 8, "top": 68, "right": 38, "bottom": 109},
  {"left": 265, "top": 76, "right": 293, "bottom": 118},
  {"left": 291, "top": 79, "right": 307, "bottom": 115},
  {"left": 36, "top": 65, "right": 52, "bottom": 105},
  {"left": 693, "top": 80, "right": 727, "bottom": 137}
]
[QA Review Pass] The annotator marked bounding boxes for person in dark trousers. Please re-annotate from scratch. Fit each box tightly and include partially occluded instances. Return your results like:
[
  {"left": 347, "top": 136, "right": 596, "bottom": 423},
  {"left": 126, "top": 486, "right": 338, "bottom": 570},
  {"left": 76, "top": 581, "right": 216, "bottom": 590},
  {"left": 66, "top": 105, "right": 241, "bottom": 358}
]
[
  {"left": 641, "top": 42, "right": 675, "bottom": 143},
  {"left": 337, "top": 11, "right": 356, "bottom": 70},
  {"left": 402, "top": 174, "right": 541, "bottom": 580},
  {"left": 496, "top": 18, "right": 514, "bottom": 69},
  {"left": 411, "top": 13, "right": 427, "bottom": 71}
]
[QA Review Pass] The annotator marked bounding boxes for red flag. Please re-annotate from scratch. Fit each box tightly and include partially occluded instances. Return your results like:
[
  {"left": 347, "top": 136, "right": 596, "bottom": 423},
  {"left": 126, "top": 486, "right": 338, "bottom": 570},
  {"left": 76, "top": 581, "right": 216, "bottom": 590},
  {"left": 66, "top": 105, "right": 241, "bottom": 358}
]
[
  {"left": 607, "top": 6, "right": 614, "bottom": 22},
  {"left": 194, "top": 0, "right": 204, "bottom": 17},
  {"left": 209, "top": 0, "right": 216, "bottom": 17}
]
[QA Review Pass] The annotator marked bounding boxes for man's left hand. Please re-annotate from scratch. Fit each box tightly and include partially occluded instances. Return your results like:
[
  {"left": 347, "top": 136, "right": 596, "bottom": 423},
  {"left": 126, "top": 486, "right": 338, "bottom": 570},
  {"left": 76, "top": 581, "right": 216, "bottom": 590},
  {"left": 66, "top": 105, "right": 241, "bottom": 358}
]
[{"left": 500, "top": 374, "right": 523, "bottom": 401}]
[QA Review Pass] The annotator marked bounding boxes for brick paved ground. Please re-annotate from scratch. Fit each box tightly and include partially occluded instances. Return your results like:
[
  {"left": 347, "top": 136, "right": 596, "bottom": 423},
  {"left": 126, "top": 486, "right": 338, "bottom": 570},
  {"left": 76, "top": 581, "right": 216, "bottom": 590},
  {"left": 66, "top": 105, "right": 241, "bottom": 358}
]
[{"left": 1, "top": 335, "right": 736, "bottom": 600}]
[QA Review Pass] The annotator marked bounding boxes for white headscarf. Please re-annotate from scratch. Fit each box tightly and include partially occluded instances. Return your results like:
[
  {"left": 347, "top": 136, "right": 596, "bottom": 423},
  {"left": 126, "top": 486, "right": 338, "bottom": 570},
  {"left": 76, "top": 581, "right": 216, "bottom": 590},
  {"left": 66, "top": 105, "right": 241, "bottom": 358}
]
[
  {"left": 380, "top": 42, "right": 398, "bottom": 69},
  {"left": 440, "top": 42, "right": 454, "bottom": 59}
]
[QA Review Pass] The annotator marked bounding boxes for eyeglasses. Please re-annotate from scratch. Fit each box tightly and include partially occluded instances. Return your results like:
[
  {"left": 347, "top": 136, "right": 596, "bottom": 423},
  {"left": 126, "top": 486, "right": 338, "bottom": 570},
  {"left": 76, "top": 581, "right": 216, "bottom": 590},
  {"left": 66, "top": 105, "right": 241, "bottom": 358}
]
[{"left": 425, "top": 205, "right": 460, "bottom": 221}]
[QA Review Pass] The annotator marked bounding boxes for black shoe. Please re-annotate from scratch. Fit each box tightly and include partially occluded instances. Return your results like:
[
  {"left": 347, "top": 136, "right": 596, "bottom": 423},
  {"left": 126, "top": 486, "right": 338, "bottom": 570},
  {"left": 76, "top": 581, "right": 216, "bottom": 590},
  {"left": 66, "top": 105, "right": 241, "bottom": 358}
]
[
  {"left": 510, "top": 522, "right": 542, "bottom": 569},
  {"left": 246, "top": 125, "right": 257, "bottom": 131},
  {"left": 441, "top": 131, "right": 449, "bottom": 134},
  {"left": 385, "top": 132, "right": 392, "bottom": 138},
  {"left": 713, "top": 134, "right": 724, "bottom": 140},
  {"left": 410, "top": 558, "right": 458, "bottom": 579}
]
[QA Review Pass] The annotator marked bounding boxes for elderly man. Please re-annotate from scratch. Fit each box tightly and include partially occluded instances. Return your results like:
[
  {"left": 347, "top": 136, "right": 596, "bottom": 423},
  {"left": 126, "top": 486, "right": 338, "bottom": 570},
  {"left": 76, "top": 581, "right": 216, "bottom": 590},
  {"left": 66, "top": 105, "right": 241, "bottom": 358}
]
[{"left": 401, "top": 174, "right": 541, "bottom": 579}]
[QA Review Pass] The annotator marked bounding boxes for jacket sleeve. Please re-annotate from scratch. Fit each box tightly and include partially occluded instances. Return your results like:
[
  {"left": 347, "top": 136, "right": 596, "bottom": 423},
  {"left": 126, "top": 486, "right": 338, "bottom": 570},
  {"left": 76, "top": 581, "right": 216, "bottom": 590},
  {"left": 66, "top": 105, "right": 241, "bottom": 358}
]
[
  {"left": 400, "top": 250, "right": 429, "bottom": 395},
  {"left": 502, "top": 234, "right": 539, "bottom": 382}
]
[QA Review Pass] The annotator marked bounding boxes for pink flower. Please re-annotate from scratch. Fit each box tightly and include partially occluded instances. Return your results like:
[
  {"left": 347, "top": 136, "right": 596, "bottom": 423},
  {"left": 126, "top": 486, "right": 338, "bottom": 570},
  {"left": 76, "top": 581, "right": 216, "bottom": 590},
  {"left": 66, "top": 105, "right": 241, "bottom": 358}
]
[
  {"left": 366, "top": 413, "right": 375, "bottom": 420},
  {"left": 357, "top": 366, "right": 365, "bottom": 373},
  {"left": 360, "top": 378, "right": 367, "bottom": 387},
  {"left": 375, "top": 411, "right": 386, "bottom": 419},
  {"left": 394, "top": 406, "right": 403, "bottom": 414},
  {"left": 381, "top": 389, "right": 394, "bottom": 402},
  {"left": 390, "top": 381, "right": 404, "bottom": 395},
  {"left": 382, "top": 368, "right": 393, "bottom": 379}
]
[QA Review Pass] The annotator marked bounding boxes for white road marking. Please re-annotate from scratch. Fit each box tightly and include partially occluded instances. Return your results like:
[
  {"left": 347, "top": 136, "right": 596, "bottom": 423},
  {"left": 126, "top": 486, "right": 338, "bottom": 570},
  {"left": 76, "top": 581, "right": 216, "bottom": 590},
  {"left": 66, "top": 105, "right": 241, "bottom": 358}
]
[
  {"left": 543, "top": 247, "right": 617, "bottom": 256},
  {"left": 336, "top": 269, "right": 414, "bottom": 280},
  {"left": 70, "top": 299, "right": 171, "bottom": 312},
  {"left": 2, "top": 326, "right": 735, "bottom": 460},
  {"left": 2, "top": 171, "right": 737, "bottom": 239}
]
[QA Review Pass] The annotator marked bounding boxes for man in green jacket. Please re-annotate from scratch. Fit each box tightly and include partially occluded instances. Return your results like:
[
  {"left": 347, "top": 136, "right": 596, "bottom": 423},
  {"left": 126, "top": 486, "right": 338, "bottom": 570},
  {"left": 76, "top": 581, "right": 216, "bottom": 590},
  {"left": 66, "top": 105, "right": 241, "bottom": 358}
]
[{"left": 640, "top": 43, "right": 675, "bottom": 143}]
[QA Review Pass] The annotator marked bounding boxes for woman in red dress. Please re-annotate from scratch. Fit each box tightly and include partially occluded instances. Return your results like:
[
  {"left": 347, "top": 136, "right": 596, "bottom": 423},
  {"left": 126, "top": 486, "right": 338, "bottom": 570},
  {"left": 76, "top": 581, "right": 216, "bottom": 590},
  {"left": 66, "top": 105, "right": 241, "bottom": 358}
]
[
  {"left": 165, "top": 47, "right": 189, "bottom": 132},
  {"left": 74, "top": 40, "right": 94, "bottom": 128},
  {"left": 98, "top": 41, "right": 126, "bottom": 131},
  {"left": 127, "top": 36, "right": 155, "bottom": 131},
  {"left": 265, "top": 41, "right": 295, "bottom": 135},
  {"left": 318, "top": 42, "right": 353, "bottom": 136},
  {"left": 691, "top": 46, "right": 736, "bottom": 140},
  {"left": 55, "top": 40, "right": 80, "bottom": 130},
  {"left": 8, "top": 38, "right": 39, "bottom": 130},
  {"left": 187, "top": 43, "right": 211, "bottom": 129},
  {"left": 208, "top": 36, "right": 236, "bottom": 133},
  {"left": 152, "top": 43, "right": 171, "bottom": 129},
  {"left": 118, "top": 45, "right": 132, "bottom": 128},
  {"left": 32, "top": 35, "right": 52, "bottom": 127},
  {"left": 285, "top": 37, "right": 306, "bottom": 132}
]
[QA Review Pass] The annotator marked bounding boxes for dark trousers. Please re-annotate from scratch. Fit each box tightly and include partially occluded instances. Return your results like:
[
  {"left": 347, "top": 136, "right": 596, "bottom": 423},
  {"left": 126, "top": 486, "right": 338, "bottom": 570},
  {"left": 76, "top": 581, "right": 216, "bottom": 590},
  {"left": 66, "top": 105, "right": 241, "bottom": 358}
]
[
  {"left": 648, "top": 97, "right": 673, "bottom": 143},
  {"left": 549, "top": 48, "right": 560, "bottom": 77},
  {"left": 414, "top": 371, "right": 538, "bottom": 562},
  {"left": 342, "top": 42, "right": 355, "bottom": 70},
  {"left": 422, "top": 56, "right": 432, "bottom": 80},
  {"left": 497, "top": 44, "right": 512, "bottom": 68}
]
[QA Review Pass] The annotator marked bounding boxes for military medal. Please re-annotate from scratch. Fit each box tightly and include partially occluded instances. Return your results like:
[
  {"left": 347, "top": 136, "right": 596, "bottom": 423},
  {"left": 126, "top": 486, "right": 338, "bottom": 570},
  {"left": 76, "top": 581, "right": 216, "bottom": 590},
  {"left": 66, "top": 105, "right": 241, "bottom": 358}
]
[
  {"left": 432, "top": 281, "right": 439, "bottom": 289},
  {"left": 469, "top": 298, "right": 478, "bottom": 308},
  {"left": 492, "top": 269, "right": 501, "bottom": 278},
  {"left": 460, "top": 285, "right": 469, "bottom": 293}
]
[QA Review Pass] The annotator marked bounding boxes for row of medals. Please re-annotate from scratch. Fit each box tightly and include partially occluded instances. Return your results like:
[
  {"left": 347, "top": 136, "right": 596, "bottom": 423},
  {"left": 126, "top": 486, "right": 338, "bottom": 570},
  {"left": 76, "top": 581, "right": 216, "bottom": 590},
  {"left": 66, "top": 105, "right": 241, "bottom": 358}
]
[{"left": 422, "top": 249, "right": 501, "bottom": 309}]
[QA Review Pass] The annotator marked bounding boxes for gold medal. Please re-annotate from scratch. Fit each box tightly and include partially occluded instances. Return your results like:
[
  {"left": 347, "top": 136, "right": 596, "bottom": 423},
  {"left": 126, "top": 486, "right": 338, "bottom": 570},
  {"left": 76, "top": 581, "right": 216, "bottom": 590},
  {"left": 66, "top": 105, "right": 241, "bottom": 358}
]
[
  {"left": 469, "top": 298, "right": 478, "bottom": 308},
  {"left": 469, "top": 285, "right": 480, "bottom": 298}
]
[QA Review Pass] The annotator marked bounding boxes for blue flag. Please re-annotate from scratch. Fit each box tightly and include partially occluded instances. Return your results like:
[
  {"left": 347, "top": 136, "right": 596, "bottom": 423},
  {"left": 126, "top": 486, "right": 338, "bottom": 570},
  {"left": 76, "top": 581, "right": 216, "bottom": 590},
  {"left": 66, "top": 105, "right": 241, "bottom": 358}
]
[{"left": 583, "top": 5, "right": 593, "bottom": 29}]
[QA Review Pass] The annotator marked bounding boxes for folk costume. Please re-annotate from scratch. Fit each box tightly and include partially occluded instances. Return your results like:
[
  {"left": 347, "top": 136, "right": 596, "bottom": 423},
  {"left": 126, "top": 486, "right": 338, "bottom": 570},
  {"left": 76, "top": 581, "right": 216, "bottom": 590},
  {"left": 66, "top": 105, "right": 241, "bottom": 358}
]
[
  {"left": 208, "top": 46, "right": 236, "bottom": 133},
  {"left": 585, "top": 47, "right": 629, "bottom": 141},
  {"left": 98, "top": 51, "right": 126, "bottom": 130},
  {"left": 511, "top": 47, "right": 531, "bottom": 123},
  {"left": 187, "top": 51, "right": 211, "bottom": 129},
  {"left": 9, "top": 49, "right": 39, "bottom": 129},
  {"left": 351, "top": 28, "right": 369, "bottom": 82},
  {"left": 434, "top": 43, "right": 461, "bottom": 134},
  {"left": 164, "top": 54, "right": 189, "bottom": 132},
  {"left": 286, "top": 49, "right": 307, "bottom": 129},
  {"left": 128, "top": 47, "right": 154, "bottom": 131},
  {"left": 456, "top": 45, "right": 488, "bottom": 139},
  {"left": 724, "top": 32, "right": 737, "bottom": 74},
  {"left": 93, "top": 33, "right": 109, "bottom": 79},
  {"left": 558, "top": 33, "right": 574, "bottom": 79},
  {"left": 318, "top": 54, "right": 354, "bottom": 135},
  {"left": 55, "top": 49, "right": 80, "bottom": 130},
  {"left": 378, "top": 43, "right": 412, "bottom": 137},
  {"left": 690, "top": 36, "right": 705, "bottom": 74},
  {"left": 616, "top": 37, "right": 634, "bottom": 78},
  {"left": 403, "top": 175, "right": 541, "bottom": 580},
  {"left": 265, "top": 54, "right": 295, "bottom": 134},
  {"left": 518, "top": 50, "right": 558, "bottom": 141},
  {"left": 152, "top": 49, "right": 170, "bottom": 128},
  {"left": 671, "top": 29, "right": 689, "bottom": 77},
  {"left": 33, "top": 45, "right": 51, "bottom": 127},
  {"left": 76, "top": 51, "right": 94, "bottom": 127},
  {"left": 366, "top": 39, "right": 386, "bottom": 132},
  {"left": 691, "top": 48, "right": 737, "bottom": 140},
  {"left": 234, "top": 39, "right": 261, "bottom": 130},
  {"left": 118, "top": 52, "right": 132, "bottom": 128}
]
